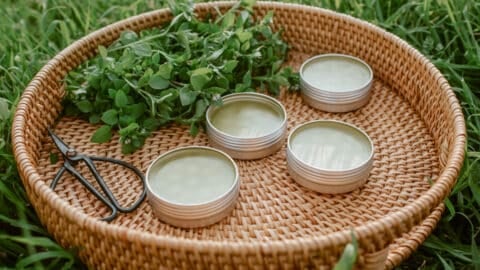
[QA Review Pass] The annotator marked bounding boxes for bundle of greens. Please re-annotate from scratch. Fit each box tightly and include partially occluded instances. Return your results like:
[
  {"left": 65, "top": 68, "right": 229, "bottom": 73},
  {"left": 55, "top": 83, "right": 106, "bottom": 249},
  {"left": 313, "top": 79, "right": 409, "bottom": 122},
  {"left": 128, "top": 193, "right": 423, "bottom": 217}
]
[{"left": 64, "top": 0, "right": 298, "bottom": 154}]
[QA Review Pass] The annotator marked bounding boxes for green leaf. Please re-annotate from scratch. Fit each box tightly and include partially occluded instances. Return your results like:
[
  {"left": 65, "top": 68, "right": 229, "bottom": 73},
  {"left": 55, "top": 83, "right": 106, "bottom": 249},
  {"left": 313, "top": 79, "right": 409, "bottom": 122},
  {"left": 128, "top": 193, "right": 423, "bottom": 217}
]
[
  {"left": 138, "top": 68, "right": 153, "bottom": 87},
  {"left": 119, "top": 114, "right": 136, "bottom": 126},
  {"left": 149, "top": 74, "right": 170, "bottom": 90},
  {"left": 206, "top": 87, "right": 227, "bottom": 94},
  {"left": 207, "top": 48, "right": 225, "bottom": 61},
  {"left": 179, "top": 87, "right": 198, "bottom": 106},
  {"left": 143, "top": 118, "right": 162, "bottom": 131},
  {"left": 190, "top": 67, "right": 212, "bottom": 91},
  {"left": 222, "top": 12, "right": 235, "bottom": 28},
  {"left": 223, "top": 60, "right": 238, "bottom": 73},
  {"left": 191, "top": 67, "right": 212, "bottom": 76},
  {"left": 108, "top": 89, "right": 117, "bottom": 99},
  {"left": 98, "top": 45, "right": 108, "bottom": 59},
  {"left": 235, "top": 83, "right": 249, "bottom": 92},
  {"left": 119, "top": 122, "right": 139, "bottom": 136},
  {"left": 91, "top": 125, "right": 112, "bottom": 143},
  {"left": 131, "top": 42, "right": 152, "bottom": 57},
  {"left": 194, "top": 99, "right": 208, "bottom": 118},
  {"left": 76, "top": 100, "right": 93, "bottom": 113},
  {"left": 115, "top": 90, "right": 128, "bottom": 108},
  {"left": 89, "top": 114, "right": 101, "bottom": 124},
  {"left": 274, "top": 74, "right": 289, "bottom": 86},
  {"left": 0, "top": 97, "right": 10, "bottom": 120},
  {"left": 121, "top": 142, "right": 137, "bottom": 154},
  {"left": 132, "top": 137, "right": 143, "bottom": 148},
  {"left": 127, "top": 103, "right": 146, "bottom": 119},
  {"left": 217, "top": 77, "right": 230, "bottom": 89},
  {"left": 236, "top": 31, "right": 253, "bottom": 43},
  {"left": 333, "top": 232, "right": 358, "bottom": 270},
  {"left": 113, "top": 79, "right": 125, "bottom": 89},
  {"left": 157, "top": 63, "right": 173, "bottom": 79},
  {"left": 152, "top": 52, "right": 160, "bottom": 64},
  {"left": 238, "top": 10, "right": 250, "bottom": 25},
  {"left": 243, "top": 70, "right": 252, "bottom": 85},
  {"left": 190, "top": 122, "right": 199, "bottom": 136},
  {"left": 241, "top": 41, "right": 251, "bottom": 51},
  {"left": 120, "top": 30, "right": 138, "bottom": 44},
  {"left": 101, "top": 109, "right": 118, "bottom": 125}
]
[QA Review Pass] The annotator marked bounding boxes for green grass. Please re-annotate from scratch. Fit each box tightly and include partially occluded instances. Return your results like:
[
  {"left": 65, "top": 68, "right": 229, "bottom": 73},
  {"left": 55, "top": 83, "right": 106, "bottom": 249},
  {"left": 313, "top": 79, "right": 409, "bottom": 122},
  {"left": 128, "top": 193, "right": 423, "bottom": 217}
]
[{"left": 0, "top": 0, "right": 478, "bottom": 269}]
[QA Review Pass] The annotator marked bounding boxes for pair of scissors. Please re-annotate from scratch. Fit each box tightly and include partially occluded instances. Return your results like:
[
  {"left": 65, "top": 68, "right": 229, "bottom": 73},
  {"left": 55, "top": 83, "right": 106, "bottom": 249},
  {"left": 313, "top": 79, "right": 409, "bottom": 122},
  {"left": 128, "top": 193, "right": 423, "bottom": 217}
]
[{"left": 48, "top": 128, "right": 146, "bottom": 222}]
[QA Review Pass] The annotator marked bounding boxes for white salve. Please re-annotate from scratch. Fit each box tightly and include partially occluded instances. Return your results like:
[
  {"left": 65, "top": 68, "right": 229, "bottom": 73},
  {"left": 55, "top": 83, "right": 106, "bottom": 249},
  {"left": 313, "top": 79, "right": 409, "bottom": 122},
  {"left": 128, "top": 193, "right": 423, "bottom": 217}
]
[
  {"left": 302, "top": 55, "right": 371, "bottom": 92},
  {"left": 290, "top": 122, "right": 372, "bottom": 170},
  {"left": 149, "top": 149, "right": 235, "bottom": 205},
  {"left": 210, "top": 100, "right": 283, "bottom": 138}
]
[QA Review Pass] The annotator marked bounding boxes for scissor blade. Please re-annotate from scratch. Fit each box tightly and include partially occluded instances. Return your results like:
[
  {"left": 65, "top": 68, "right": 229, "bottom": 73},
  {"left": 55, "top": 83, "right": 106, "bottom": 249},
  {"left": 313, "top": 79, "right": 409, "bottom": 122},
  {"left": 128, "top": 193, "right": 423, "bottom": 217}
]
[{"left": 47, "top": 128, "right": 71, "bottom": 156}]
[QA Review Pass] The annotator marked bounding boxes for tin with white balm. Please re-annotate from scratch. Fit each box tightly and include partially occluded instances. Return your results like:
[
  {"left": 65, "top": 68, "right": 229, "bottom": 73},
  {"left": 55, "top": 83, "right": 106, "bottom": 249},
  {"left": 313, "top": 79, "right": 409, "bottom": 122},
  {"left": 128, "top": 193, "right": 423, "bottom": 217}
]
[
  {"left": 300, "top": 54, "right": 373, "bottom": 112},
  {"left": 206, "top": 92, "right": 287, "bottom": 160},
  {"left": 287, "top": 120, "right": 374, "bottom": 194},
  {"left": 146, "top": 146, "right": 239, "bottom": 228}
]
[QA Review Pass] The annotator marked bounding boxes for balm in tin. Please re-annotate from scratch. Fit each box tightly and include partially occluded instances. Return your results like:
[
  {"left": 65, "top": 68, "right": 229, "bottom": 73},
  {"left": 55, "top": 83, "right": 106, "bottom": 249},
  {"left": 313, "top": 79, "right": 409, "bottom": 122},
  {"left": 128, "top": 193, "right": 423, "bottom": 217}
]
[
  {"left": 300, "top": 54, "right": 373, "bottom": 112},
  {"left": 146, "top": 146, "right": 239, "bottom": 228},
  {"left": 206, "top": 92, "right": 287, "bottom": 160},
  {"left": 286, "top": 120, "right": 374, "bottom": 194}
]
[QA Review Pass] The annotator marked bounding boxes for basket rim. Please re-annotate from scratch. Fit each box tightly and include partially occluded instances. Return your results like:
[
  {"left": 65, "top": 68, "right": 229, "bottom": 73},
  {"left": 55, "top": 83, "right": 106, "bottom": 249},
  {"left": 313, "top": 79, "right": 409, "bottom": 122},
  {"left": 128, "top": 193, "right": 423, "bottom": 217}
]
[{"left": 12, "top": 1, "right": 466, "bottom": 253}]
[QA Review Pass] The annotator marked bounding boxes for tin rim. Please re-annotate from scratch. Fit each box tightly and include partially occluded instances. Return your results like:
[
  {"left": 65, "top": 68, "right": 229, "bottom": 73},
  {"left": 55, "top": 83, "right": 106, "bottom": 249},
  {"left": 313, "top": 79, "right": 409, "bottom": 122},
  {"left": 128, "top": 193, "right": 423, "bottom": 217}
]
[
  {"left": 205, "top": 92, "right": 288, "bottom": 141},
  {"left": 287, "top": 120, "right": 375, "bottom": 173},
  {"left": 299, "top": 53, "right": 374, "bottom": 95},
  {"left": 145, "top": 146, "right": 240, "bottom": 208}
]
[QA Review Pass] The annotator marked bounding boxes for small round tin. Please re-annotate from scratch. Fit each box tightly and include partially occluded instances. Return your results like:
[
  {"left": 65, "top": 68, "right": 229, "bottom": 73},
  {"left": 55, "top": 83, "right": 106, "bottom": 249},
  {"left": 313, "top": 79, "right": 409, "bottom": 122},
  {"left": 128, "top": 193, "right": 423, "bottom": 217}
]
[
  {"left": 286, "top": 120, "right": 374, "bottom": 194},
  {"left": 300, "top": 54, "right": 373, "bottom": 112},
  {"left": 146, "top": 146, "right": 239, "bottom": 228},
  {"left": 206, "top": 92, "right": 287, "bottom": 160}
]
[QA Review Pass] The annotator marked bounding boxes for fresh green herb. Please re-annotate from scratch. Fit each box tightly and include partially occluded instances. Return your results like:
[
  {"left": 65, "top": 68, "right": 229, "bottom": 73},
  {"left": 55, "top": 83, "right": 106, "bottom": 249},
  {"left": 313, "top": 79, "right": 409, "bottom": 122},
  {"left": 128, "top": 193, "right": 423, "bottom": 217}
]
[{"left": 64, "top": 0, "right": 298, "bottom": 154}]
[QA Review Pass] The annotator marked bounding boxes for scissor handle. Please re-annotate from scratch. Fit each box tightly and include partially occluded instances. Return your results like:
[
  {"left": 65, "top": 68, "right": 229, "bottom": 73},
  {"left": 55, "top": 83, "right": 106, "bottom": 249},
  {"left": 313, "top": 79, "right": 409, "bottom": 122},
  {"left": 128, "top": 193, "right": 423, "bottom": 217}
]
[
  {"left": 87, "top": 155, "right": 147, "bottom": 213},
  {"left": 51, "top": 162, "right": 119, "bottom": 222}
]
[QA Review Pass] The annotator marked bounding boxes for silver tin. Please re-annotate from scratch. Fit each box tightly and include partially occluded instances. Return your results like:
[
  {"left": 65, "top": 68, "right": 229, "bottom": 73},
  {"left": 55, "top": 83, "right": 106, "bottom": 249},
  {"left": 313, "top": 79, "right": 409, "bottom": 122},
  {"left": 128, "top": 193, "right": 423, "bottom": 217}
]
[
  {"left": 286, "top": 120, "right": 374, "bottom": 194},
  {"left": 300, "top": 54, "right": 373, "bottom": 112},
  {"left": 206, "top": 92, "right": 288, "bottom": 160},
  {"left": 146, "top": 146, "right": 240, "bottom": 228}
]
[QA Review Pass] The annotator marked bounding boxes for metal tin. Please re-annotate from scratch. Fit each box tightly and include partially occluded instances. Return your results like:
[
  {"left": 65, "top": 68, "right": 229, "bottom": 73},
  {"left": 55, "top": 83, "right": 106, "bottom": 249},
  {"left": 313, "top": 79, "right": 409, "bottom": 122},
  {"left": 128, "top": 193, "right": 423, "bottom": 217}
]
[
  {"left": 300, "top": 54, "right": 373, "bottom": 112},
  {"left": 206, "top": 92, "right": 288, "bottom": 160},
  {"left": 146, "top": 146, "right": 239, "bottom": 228},
  {"left": 286, "top": 120, "right": 374, "bottom": 194}
]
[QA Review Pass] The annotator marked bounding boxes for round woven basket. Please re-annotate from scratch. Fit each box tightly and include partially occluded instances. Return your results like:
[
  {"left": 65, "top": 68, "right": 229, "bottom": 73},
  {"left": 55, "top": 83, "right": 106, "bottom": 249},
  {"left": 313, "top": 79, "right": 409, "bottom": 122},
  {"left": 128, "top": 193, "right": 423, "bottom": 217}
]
[{"left": 12, "top": 2, "right": 465, "bottom": 269}]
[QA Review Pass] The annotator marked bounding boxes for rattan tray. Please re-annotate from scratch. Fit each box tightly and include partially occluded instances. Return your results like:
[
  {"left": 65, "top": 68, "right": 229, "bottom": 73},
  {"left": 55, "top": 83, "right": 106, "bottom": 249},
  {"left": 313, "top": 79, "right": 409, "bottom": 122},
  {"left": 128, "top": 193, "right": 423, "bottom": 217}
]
[{"left": 12, "top": 2, "right": 465, "bottom": 269}]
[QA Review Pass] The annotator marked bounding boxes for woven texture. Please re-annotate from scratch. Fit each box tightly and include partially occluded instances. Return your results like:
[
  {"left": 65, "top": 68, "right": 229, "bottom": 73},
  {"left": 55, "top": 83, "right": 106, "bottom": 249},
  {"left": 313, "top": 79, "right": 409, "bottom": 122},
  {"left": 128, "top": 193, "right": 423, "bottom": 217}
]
[{"left": 12, "top": 2, "right": 465, "bottom": 269}]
